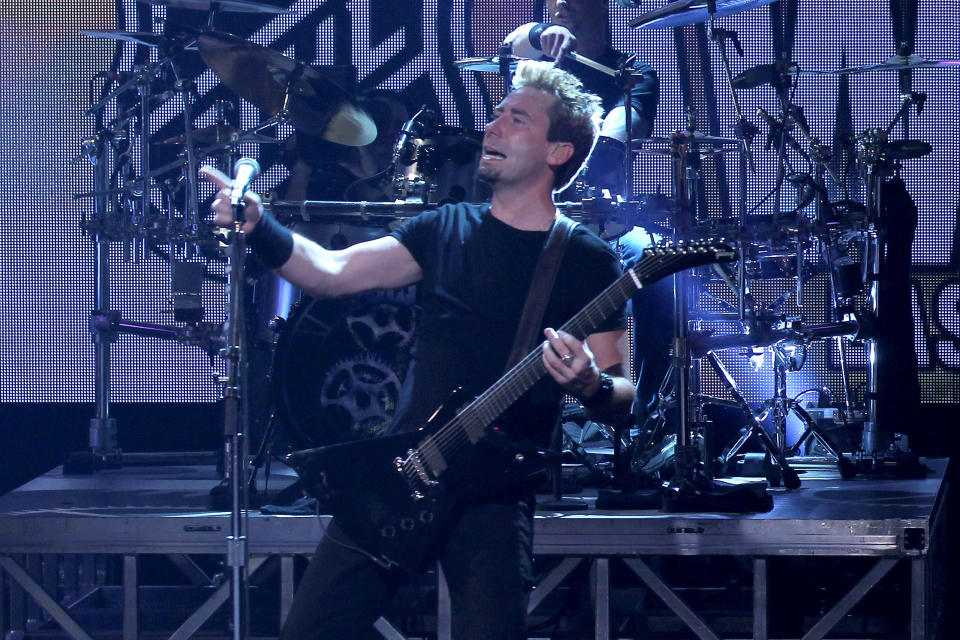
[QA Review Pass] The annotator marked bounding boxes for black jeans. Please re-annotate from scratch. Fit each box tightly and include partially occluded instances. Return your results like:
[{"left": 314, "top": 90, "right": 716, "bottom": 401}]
[{"left": 280, "top": 499, "right": 535, "bottom": 640}]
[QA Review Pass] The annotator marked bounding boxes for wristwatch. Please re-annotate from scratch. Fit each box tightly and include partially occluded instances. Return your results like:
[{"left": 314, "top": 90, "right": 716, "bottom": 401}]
[{"left": 579, "top": 372, "right": 614, "bottom": 409}]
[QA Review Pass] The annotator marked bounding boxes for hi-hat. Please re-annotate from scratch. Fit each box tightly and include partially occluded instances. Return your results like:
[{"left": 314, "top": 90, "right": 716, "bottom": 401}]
[
  {"left": 197, "top": 31, "right": 376, "bottom": 146},
  {"left": 630, "top": 0, "right": 777, "bottom": 30},
  {"left": 147, "top": 0, "right": 292, "bottom": 13},
  {"left": 81, "top": 30, "right": 198, "bottom": 50},
  {"left": 159, "top": 124, "right": 279, "bottom": 146}
]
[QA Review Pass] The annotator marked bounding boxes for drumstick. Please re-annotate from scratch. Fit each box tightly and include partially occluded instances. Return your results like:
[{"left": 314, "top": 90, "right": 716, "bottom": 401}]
[{"left": 566, "top": 52, "right": 618, "bottom": 77}]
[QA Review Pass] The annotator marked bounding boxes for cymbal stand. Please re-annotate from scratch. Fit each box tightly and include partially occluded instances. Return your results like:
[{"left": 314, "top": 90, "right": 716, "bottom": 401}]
[
  {"left": 851, "top": 92, "right": 920, "bottom": 458},
  {"left": 661, "top": 129, "right": 701, "bottom": 507},
  {"left": 661, "top": 128, "right": 775, "bottom": 511},
  {"left": 616, "top": 54, "right": 641, "bottom": 198},
  {"left": 705, "top": 349, "right": 801, "bottom": 488},
  {"left": 764, "top": 339, "right": 852, "bottom": 477},
  {"left": 169, "top": 60, "right": 201, "bottom": 259},
  {"left": 704, "top": 15, "right": 758, "bottom": 325},
  {"left": 84, "top": 115, "right": 120, "bottom": 468}
]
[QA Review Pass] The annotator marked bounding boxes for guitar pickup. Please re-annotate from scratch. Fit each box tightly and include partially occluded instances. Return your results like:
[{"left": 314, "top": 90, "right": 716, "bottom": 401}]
[{"left": 395, "top": 449, "right": 439, "bottom": 500}]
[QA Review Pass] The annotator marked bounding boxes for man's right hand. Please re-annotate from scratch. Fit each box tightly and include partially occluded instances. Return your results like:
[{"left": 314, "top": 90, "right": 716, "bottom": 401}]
[
  {"left": 502, "top": 22, "right": 577, "bottom": 62},
  {"left": 199, "top": 165, "right": 264, "bottom": 234},
  {"left": 537, "top": 25, "right": 577, "bottom": 61}
]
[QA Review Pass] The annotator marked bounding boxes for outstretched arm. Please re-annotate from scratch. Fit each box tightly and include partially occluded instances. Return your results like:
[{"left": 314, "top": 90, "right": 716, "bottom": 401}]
[{"left": 201, "top": 165, "right": 423, "bottom": 298}]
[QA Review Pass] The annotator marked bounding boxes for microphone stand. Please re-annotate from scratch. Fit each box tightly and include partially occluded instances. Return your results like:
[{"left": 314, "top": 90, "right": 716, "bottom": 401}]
[{"left": 221, "top": 197, "right": 251, "bottom": 640}]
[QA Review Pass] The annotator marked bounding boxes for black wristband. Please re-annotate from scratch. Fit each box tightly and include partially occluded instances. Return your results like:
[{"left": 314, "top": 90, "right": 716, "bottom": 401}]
[
  {"left": 246, "top": 209, "right": 294, "bottom": 269},
  {"left": 528, "top": 22, "right": 555, "bottom": 51},
  {"left": 578, "top": 372, "right": 615, "bottom": 409}
]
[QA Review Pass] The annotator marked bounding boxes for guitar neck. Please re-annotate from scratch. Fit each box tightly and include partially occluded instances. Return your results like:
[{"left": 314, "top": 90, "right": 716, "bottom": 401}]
[{"left": 418, "top": 243, "right": 734, "bottom": 466}]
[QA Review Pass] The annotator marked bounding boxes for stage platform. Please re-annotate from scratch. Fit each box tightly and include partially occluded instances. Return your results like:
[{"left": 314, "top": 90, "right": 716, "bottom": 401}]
[{"left": 0, "top": 458, "right": 949, "bottom": 639}]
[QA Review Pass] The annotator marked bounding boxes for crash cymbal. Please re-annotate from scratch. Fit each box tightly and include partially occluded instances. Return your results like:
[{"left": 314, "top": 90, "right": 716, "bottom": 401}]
[
  {"left": 453, "top": 55, "right": 530, "bottom": 73},
  {"left": 825, "top": 54, "right": 960, "bottom": 75},
  {"left": 197, "top": 31, "right": 375, "bottom": 146},
  {"left": 148, "top": 0, "right": 292, "bottom": 13},
  {"left": 159, "top": 124, "right": 279, "bottom": 146},
  {"left": 630, "top": 0, "right": 777, "bottom": 30},
  {"left": 81, "top": 30, "right": 198, "bottom": 50},
  {"left": 886, "top": 140, "right": 933, "bottom": 160}
]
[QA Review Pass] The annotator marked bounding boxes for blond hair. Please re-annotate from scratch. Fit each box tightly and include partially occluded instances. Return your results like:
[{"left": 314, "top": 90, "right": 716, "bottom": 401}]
[{"left": 512, "top": 60, "right": 604, "bottom": 191}]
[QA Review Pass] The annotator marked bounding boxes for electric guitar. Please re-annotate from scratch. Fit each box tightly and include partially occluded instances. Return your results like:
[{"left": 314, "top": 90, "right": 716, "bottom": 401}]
[{"left": 285, "top": 240, "right": 737, "bottom": 571}]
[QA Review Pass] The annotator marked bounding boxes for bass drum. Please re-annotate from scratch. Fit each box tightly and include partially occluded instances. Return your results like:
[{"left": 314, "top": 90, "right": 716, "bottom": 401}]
[
  {"left": 270, "top": 286, "right": 419, "bottom": 452},
  {"left": 393, "top": 126, "right": 492, "bottom": 204}
]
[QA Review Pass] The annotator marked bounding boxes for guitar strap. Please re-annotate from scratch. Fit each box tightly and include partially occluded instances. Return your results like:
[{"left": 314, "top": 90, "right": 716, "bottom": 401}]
[{"left": 504, "top": 213, "right": 579, "bottom": 372}]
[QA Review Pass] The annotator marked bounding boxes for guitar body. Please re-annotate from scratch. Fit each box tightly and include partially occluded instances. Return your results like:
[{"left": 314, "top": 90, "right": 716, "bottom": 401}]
[
  {"left": 288, "top": 431, "right": 457, "bottom": 571},
  {"left": 285, "top": 390, "right": 544, "bottom": 572}
]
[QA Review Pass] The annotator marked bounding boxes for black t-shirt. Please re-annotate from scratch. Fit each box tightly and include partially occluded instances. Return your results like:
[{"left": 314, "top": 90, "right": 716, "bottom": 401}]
[
  {"left": 388, "top": 202, "right": 625, "bottom": 449},
  {"left": 559, "top": 47, "right": 659, "bottom": 136}
]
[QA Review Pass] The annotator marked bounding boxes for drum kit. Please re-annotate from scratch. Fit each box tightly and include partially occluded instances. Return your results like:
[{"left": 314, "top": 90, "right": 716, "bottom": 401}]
[{"left": 73, "top": 0, "right": 955, "bottom": 507}]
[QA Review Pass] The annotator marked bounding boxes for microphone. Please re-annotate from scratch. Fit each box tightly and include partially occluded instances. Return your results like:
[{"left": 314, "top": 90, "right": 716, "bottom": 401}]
[
  {"left": 912, "top": 92, "right": 928, "bottom": 115},
  {"left": 230, "top": 157, "right": 261, "bottom": 207},
  {"left": 392, "top": 106, "right": 435, "bottom": 167}
]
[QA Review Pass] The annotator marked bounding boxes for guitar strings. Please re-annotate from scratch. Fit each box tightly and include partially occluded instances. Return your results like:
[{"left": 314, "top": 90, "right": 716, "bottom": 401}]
[
  {"left": 406, "top": 248, "right": 706, "bottom": 480},
  {"left": 416, "top": 251, "right": 688, "bottom": 468}
]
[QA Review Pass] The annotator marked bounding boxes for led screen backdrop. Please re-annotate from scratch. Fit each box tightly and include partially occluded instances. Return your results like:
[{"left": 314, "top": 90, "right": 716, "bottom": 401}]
[{"left": 0, "top": 0, "right": 957, "bottom": 408}]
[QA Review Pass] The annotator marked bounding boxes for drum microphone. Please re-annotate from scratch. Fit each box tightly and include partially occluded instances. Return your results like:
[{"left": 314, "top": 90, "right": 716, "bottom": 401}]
[
  {"left": 906, "top": 91, "right": 927, "bottom": 114},
  {"left": 230, "top": 157, "right": 261, "bottom": 207},
  {"left": 393, "top": 106, "right": 436, "bottom": 167}
]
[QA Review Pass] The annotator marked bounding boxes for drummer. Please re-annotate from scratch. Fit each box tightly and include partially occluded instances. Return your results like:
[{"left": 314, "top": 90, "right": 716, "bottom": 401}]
[
  {"left": 502, "top": 0, "right": 658, "bottom": 191},
  {"left": 504, "top": 1, "right": 671, "bottom": 433}
]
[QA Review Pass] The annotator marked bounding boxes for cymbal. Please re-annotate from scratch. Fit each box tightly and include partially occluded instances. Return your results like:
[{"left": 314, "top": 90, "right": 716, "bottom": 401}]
[
  {"left": 147, "top": 0, "right": 292, "bottom": 13},
  {"left": 732, "top": 62, "right": 799, "bottom": 90},
  {"left": 453, "top": 55, "right": 530, "bottom": 73},
  {"left": 81, "top": 30, "right": 198, "bottom": 50},
  {"left": 630, "top": 0, "right": 777, "bottom": 30},
  {"left": 632, "top": 133, "right": 742, "bottom": 155},
  {"left": 197, "top": 31, "right": 376, "bottom": 146},
  {"left": 821, "top": 54, "right": 960, "bottom": 75},
  {"left": 159, "top": 124, "right": 279, "bottom": 146}
]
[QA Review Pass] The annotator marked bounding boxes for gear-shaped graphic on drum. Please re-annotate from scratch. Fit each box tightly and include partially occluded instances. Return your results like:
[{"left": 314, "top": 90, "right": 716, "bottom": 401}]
[
  {"left": 345, "top": 302, "right": 415, "bottom": 353},
  {"left": 320, "top": 354, "right": 402, "bottom": 439}
]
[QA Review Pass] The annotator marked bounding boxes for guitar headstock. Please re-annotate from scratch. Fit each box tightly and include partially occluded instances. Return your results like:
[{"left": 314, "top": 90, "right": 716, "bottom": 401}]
[{"left": 630, "top": 239, "right": 738, "bottom": 286}]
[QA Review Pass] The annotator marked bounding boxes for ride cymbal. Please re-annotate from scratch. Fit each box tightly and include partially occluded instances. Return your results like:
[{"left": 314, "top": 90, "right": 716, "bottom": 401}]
[
  {"left": 197, "top": 31, "right": 376, "bottom": 146},
  {"left": 81, "top": 30, "right": 198, "bottom": 50},
  {"left": 825, "top": 54, "right": 960, "bottom": 75},
  {"left": 148, "top": 0, "right": 292, "bottom": 13},
  {"left": 630, "top": 0, "right": 777, "bottom": 30}
]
